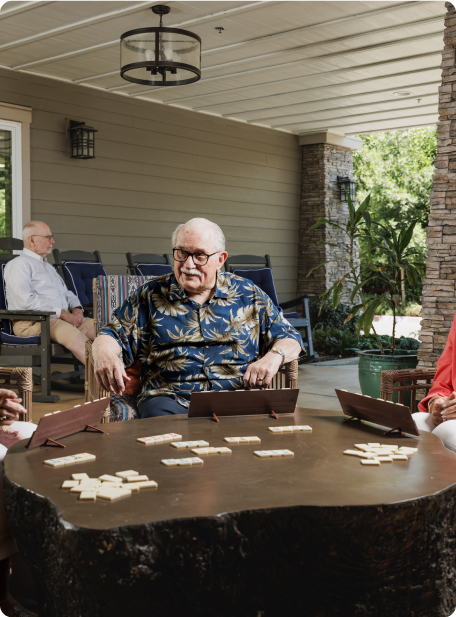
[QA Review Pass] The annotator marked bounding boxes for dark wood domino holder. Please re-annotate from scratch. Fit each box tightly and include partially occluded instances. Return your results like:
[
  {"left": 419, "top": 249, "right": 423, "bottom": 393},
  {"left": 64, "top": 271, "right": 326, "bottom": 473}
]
[{"left": 5, "top": 408, "right": 456, "bottom": 617}]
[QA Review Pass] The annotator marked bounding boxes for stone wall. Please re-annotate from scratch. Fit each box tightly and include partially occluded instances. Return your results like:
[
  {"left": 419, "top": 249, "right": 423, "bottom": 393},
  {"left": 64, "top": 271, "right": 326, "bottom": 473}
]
[
  {"left": 418, "top": 1, "right": 456, "bottom": 368},
  {"left": 298, "top": 142, "right": 359, "bottom": 305}
]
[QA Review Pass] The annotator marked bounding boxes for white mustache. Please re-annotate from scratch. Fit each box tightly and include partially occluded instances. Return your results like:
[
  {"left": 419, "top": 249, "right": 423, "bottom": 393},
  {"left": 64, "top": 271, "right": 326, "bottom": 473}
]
[{"left": 181, "top": 267, "right": 201, "bottom": 277}]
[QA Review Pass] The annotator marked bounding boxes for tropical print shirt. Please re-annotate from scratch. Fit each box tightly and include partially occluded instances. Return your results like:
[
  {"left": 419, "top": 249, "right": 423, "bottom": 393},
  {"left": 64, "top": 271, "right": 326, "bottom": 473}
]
[{"left": 100, "top": 271, "right": 304, "bottom": 408}]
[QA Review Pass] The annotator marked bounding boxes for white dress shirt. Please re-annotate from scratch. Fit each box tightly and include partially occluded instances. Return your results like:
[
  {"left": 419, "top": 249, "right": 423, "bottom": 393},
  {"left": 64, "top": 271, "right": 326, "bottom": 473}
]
[{"left": 4, "top": 248, "right": 81, "bottom": 318}]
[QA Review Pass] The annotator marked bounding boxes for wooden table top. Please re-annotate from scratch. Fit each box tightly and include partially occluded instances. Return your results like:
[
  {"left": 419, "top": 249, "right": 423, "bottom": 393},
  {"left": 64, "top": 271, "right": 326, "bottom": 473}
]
[{"left": 5, "top": 408, "right": 456, "bottom": 531}]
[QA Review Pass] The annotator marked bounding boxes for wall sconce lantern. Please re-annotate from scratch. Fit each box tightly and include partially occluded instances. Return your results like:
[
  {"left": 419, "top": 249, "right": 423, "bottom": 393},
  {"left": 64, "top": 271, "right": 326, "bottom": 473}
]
[
  {"left": 120, "top": 4, "right": 201, "bottom": 87},
  {"left": 337, "top": 176, "right": 357, "bottom": 203},
  {"left": 68, "top": 120, "right": 97, "bottom": 159}
]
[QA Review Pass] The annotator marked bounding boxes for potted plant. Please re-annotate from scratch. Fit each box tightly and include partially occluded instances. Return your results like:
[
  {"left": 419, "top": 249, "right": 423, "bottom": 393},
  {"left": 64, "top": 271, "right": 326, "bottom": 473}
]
[{"left": 308, "top": 192, "right": 425, "bottom": 402}]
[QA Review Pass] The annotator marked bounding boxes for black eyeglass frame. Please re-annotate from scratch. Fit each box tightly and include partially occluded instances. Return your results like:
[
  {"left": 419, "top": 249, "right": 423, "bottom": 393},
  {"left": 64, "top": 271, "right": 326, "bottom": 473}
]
[{"left": 173, "top": 248, "right": 219, "bottom": 266}]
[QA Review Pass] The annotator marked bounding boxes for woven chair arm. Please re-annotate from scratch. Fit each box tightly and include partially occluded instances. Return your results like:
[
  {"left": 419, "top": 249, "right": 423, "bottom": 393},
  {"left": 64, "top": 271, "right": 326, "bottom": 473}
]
[
  {"left": 279, "top": 359, "right": 298, "bottom": 389},
  {"left": 380, "top": 368, "right": 437, "bottom": 402},
  {"left": 0, "top": 367, "right": 33, "bottom": 422}
]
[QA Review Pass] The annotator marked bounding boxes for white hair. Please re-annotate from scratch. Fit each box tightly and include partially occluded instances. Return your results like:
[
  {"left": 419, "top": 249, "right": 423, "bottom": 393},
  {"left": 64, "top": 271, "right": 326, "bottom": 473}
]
[
  {"left": 172, "top": 218, "right": 226, "bottom": 252},
  {"left": 22, "top": 221, "right": 45, "bottom": 246}
]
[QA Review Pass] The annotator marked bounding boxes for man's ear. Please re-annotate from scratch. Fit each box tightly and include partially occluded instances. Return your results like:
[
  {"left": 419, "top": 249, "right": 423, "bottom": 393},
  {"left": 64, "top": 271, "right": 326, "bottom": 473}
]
[{"left": 217, "top": 251, "right": 228, "bottom": 270}]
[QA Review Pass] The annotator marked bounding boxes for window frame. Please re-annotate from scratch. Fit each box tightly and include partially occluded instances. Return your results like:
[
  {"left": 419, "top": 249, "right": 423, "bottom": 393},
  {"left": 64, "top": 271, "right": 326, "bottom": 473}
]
[{"left": 0, "top": 119, "right": 22, "bottom": 240}]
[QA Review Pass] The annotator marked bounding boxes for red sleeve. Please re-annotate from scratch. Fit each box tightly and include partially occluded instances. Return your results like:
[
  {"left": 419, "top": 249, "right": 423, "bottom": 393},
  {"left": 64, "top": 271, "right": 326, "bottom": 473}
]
[{"left": 418, "top": 313, "right": 456, "bottom": 412}]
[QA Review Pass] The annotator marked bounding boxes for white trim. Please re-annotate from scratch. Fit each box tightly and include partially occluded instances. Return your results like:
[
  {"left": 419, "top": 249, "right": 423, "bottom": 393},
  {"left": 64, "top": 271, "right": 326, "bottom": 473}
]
[{"left": 0, "top": 119, "right": 22, "bottom": 241}]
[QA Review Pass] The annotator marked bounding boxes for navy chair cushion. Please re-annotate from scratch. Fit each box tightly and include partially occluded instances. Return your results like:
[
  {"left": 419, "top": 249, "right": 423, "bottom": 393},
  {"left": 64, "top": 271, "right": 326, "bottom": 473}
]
[
  {"left": 136, "top": 263, "right": 173, "bottom": 277},
  {"left": 232, "top": 268, "right": 280, "bottom": 307},
  {"left": 0, "top": 332, "right": 41, "bottom": 345},
  {"left": 284, "top": 312, "right": 300, "bottom": 320},
  {"left": 62, "top": 262, "right": 107, "bottom": 305}
]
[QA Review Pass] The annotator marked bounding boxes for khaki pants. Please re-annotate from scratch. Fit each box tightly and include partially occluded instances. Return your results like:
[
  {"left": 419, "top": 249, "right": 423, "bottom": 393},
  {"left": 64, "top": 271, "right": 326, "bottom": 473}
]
[{"left": 13, "top": 317, "right": 94, "bottom": 348}]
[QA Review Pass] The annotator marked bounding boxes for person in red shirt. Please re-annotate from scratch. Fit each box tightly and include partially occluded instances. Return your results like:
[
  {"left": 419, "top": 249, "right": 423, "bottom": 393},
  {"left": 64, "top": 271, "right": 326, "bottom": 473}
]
[{"left": 414, "top": 314, "right": 456, "bottom": 452}]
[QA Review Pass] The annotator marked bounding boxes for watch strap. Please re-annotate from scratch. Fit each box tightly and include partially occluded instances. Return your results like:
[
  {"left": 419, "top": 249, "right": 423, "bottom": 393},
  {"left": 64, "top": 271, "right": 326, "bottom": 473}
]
[{"left": 271, "top": 347, "right": 285, "bottom": 367}]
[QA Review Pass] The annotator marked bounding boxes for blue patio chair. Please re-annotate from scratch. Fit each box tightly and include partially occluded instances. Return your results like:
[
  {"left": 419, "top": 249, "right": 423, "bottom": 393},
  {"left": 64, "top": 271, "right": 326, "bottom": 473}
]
[
  {"left": 52, "top": 249, "right": 106, "bottom": 316},
  {"left": 0, "top": 238, "right": 83, "bottom": 402},
  {"left": 225, "top": 254, "right": 314, "bottom": 357},
  {"left": 126, "top": 252, "right": 172, "bottom": 276}
]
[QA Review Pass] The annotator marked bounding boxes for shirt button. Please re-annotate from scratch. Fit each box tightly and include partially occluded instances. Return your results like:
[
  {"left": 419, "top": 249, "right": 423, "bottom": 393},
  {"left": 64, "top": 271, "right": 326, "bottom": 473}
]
[{"left": 205, "top": 346, "right": 209, "bottom": 349}]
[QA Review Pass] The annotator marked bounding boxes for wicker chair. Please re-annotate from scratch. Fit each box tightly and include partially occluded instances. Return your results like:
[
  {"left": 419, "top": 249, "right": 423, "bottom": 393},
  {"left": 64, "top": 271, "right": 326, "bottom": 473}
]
[
  {"left": 0, "top": 366, "right": 33, "bottom": 422},
  {"left": 380, "top": 368, "right": 436, "bottom": 412},
  {"left": 86, "top": 275, "right": 299, "bottom": 423}
]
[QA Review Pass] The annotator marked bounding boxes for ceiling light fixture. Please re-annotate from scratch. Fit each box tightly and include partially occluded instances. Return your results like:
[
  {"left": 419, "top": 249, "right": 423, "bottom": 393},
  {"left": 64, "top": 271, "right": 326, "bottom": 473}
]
[
  {"left": 393, "top": 91, "right": 412, "bottom": 97},
  {"left": 215, "top": 27, "right": 225, "bottom": 34},
  {"left": 120, "top": 4, "right": 201, "bottom": 87}
]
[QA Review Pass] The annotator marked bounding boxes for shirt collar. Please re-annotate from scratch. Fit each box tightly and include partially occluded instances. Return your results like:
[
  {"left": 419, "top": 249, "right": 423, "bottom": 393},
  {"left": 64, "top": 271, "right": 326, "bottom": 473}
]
[
  {"left": 23, "top": 247, "right": 46, "bottom": 263},
  {"left": 213, "top": 271, "right": 229, "bottom": 299}
]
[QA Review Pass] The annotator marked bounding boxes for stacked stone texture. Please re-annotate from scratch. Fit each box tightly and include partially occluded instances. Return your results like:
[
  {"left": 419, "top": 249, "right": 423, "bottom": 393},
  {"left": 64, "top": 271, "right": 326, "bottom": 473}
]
[
  {"left": 298, "top": 143, "right": 359, "bottom": 305},
  {"left": 418, "top": 2, "right": 456, "bottom": 368}
]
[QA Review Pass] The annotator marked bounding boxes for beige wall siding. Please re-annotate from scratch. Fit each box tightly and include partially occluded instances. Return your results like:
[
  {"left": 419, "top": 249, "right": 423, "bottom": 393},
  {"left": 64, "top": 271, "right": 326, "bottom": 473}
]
[{"left": 0, "top": 68, "right": 301, "bottom": 302}]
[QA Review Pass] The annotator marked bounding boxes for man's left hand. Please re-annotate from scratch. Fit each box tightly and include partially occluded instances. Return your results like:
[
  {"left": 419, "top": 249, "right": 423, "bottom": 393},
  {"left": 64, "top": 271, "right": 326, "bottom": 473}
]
[
  {"left": 72, "top": 308, "right": 84, "bottom": 327},
  {"left": 243, "top": 352, "right": 283, "bottom": 389}
]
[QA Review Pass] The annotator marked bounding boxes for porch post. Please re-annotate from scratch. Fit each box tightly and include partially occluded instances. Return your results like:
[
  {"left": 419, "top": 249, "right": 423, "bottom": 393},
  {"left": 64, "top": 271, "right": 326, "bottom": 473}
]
[
  {"left": 418, "top": 1, "right": 456, "bottom": 368},
  {"left": 297, "top": 132, "right": 362, "bottom": 305}
]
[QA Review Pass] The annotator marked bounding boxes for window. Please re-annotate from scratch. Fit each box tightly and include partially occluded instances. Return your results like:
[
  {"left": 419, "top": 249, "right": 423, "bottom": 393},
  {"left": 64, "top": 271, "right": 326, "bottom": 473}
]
[{"left": 0, "top": 119, "right": 22, "bottom": 245}]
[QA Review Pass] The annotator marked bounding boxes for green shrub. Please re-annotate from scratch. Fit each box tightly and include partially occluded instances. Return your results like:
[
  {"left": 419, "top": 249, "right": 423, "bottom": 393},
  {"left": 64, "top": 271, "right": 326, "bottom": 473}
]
[
  {"left": 309, "top": 300, "right": 356, "bottom": 334},
  {"left": 313, "top": 327, "right": 419, "bottom": 356}
]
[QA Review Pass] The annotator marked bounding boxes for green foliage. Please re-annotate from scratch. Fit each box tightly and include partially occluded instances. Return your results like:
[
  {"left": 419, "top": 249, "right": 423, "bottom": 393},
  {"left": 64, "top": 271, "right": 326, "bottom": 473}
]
[
  {"left": 313, "top": 326, "right": 419, "bottom": 356},
  {"left": 356, "top": 334, "right": 419, "bottom": 352},
  {"left": 313, "top": 326, "right": 358, "bottom": 356},
  {"left": 372, "top": 299, "right": 421, "bottom": 317},
  {"left": 307, "top": 189, "right": 425, "bottom": 354},
  {"left": 309, "top": 299, "right": 356, "bottom": 334},
  {"left": 353, "top": 128, "right": 435, "bottom": 297}
]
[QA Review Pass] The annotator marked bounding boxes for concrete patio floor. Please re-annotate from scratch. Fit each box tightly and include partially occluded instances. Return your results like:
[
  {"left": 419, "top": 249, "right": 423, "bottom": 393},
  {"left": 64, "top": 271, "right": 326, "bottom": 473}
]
[{"left": 297, "top": 357, "right": 360, "bottom": 412}]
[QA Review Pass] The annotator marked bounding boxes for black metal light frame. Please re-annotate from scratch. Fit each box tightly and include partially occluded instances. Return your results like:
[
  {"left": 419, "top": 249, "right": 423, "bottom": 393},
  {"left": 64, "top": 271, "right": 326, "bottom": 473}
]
[
  {"left": 120, "top": 5, "right": 201, "bottom": 87},
  {"left": 337, "top": 176, "right": 357, "bottom": 203},
  {"left": 68, "top": 121, "right": 97, "bottom": 159}
]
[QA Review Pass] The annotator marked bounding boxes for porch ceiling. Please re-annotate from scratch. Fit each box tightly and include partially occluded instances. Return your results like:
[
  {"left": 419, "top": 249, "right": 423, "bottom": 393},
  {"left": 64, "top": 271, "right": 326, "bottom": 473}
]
[{"left": 0, "top": 0, "right": 445, "bottom": 136}]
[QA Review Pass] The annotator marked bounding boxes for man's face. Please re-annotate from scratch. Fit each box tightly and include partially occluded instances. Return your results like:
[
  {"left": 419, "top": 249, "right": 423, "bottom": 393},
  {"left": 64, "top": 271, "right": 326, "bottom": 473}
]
[
  {"left": 173, "top": 226, "right": 227, "bottom": 296},
  {"left": 28, "top": 224, "right": 54, "bottom": 257}
]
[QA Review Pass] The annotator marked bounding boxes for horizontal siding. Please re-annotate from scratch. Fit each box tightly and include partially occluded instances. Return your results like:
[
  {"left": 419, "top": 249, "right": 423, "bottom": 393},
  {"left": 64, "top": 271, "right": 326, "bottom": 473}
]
[{"left": 0, "top": 67, "right": 301, "bottom": 302}]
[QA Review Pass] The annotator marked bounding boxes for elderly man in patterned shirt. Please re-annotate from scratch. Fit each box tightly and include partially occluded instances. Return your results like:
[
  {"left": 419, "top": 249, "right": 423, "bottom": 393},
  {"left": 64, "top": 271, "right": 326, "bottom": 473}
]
[{"left": 92, "top": 218, "right": 303, "bottom": 418}]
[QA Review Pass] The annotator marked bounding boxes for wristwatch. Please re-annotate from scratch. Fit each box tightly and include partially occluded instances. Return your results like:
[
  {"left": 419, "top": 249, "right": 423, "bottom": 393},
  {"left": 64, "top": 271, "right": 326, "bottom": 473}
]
[
  {"left": 74, "top": 306, "right": 84, "bottom": 313},
  {"left": 271, "top": 347, "right": 285, "bottom": 366}
]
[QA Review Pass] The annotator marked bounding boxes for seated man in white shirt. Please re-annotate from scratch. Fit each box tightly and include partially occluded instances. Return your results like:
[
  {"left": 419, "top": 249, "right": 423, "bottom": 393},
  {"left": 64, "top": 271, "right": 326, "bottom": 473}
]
[{"left": 4, "top": 221, "right": 94, "bottom": 364}]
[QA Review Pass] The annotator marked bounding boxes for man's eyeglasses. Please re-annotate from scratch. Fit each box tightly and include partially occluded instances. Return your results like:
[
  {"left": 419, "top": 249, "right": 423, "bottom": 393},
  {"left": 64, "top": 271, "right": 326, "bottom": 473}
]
[
  {"left": 32, "top": 235, "right": 53, "bottom": 241},
  {"left": 173, "top": 248, "right": 219, "bottom": 266}
]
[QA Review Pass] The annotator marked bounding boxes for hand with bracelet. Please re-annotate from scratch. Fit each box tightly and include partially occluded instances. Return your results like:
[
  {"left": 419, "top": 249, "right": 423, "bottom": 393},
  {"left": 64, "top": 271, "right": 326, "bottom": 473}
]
[
  {"left": 429, "top": 392, "right": 456, "bottom": 426},
  {"left": 243, "top": 338, "right": 302, "bottom": 389}
]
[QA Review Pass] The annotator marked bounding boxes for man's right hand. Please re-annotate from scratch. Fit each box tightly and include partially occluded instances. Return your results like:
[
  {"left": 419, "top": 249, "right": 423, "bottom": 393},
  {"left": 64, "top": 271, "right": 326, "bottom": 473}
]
[
  {"left": 60, "top": 309, "right": 82, "bottom": 327},
  {"left": 93, "top": 336, "right": 130, "bottom": 395}
]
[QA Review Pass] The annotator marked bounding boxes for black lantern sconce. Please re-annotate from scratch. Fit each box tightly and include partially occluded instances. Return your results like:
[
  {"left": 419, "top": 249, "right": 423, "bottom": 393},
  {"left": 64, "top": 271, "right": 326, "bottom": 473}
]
[
  {"left": 68, "top": 120, "right": 97, "bottom": 159},
  {"left": 120, "top": 4, "right": 201, "bottom": 87},
  {"left": 337, "top": 176, "right": 357, "bottom": 203}
]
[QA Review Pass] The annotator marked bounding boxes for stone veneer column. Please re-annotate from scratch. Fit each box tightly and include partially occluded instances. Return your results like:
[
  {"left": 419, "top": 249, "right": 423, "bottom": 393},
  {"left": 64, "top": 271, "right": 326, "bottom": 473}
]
[
  {"left": 297, "top": 133, "right": 362, "bottom": 305},
  {"left": 418, "top": 2, "right": 456, "bottom": 368}
]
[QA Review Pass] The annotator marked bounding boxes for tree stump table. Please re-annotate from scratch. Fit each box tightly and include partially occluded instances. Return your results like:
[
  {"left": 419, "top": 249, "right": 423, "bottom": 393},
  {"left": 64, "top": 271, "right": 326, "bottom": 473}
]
[{"left": 4, "top": 408, "right": 456, "bottom": 617}]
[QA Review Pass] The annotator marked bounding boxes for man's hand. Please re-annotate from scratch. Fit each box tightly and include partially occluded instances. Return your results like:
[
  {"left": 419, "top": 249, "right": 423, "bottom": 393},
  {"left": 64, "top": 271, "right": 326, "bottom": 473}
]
[
  {"left": 92, "top": 335, "right": 130, "bottom": 395},
  {"left": 244, "top": 352, "right": 283, "bottom": 389},
  {"left": 0, "top": 388, "right": 27, "bottom": 426},
  {"left": 243, "top": 338, "right": 302, "bottom": 389},
  {"left": 432, "top": 392, "right": 456, "bottom": 425},
  {"left": 60, "top": 309, "right": 82, "bottom": 327},
  {"left": 72, "top": 308, "right": 84, "bottom": 327}
]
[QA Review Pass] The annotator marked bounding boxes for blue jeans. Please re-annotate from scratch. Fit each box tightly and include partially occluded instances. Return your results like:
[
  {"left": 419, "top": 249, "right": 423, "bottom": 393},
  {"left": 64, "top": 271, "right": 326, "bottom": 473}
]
[{"left": 138, "top": 395, "right": 188, "bottom": 418}]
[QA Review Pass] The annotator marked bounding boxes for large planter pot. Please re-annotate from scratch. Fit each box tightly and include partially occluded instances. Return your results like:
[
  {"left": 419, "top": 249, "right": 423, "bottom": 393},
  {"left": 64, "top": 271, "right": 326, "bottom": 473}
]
[{"left": 358, "top": 349, "right": 418, "bottom": 407}]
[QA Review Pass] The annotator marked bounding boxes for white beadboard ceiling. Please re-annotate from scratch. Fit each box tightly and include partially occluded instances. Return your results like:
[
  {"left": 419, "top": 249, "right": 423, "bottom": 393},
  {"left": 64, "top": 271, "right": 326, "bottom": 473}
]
[{"left": 0, "top": 0, "right": 446, "bottom": 136}]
